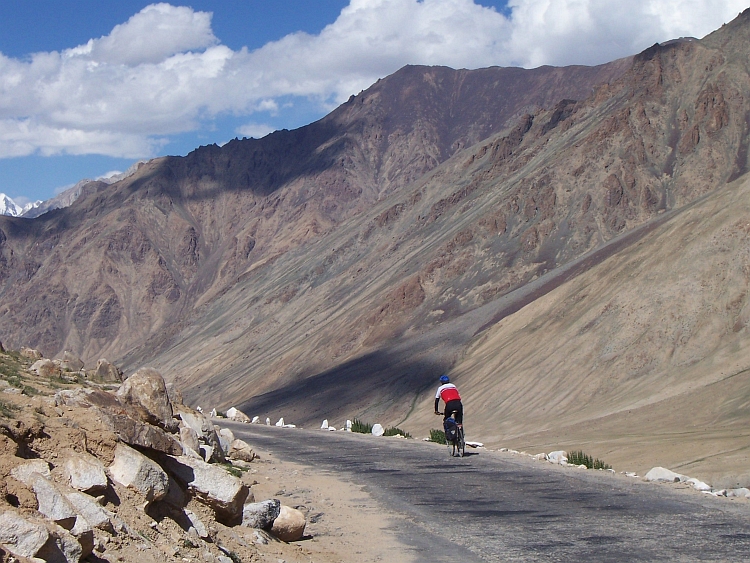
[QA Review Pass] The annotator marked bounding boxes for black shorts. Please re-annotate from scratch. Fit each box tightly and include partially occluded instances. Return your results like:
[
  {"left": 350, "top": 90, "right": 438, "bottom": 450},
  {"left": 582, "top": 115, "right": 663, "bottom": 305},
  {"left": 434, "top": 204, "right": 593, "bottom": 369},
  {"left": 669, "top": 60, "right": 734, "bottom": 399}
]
[{"left": 443, "top": 400, "right": 463, "bottom": 424}]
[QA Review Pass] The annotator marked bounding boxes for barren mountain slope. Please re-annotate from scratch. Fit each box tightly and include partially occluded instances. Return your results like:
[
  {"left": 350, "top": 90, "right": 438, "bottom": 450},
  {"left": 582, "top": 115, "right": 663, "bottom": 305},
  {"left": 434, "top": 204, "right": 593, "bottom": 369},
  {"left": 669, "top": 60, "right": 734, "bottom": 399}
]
[
  {"left": 413, "top": 174, "right": 750, "bottom": 485},
  {"left": 0, "top": 61, "right": 629, "bottom": 363},
  {"left": 153, "top": 11, "right": 750, "bottom": 422}
]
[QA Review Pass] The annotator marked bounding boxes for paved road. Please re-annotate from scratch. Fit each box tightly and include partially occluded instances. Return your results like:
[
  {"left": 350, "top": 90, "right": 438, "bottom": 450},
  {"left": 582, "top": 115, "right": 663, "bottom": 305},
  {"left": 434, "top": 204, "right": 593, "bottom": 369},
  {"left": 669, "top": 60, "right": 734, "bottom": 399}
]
[{"left": 226, "top": 423, "right": 750, "bottom": 562}]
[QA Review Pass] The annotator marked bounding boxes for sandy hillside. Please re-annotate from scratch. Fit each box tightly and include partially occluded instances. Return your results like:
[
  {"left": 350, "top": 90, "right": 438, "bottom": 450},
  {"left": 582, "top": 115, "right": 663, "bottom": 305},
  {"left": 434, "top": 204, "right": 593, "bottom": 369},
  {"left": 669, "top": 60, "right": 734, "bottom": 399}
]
[{"left": 404, "top": 175, "right": 750, "bottom": 487}]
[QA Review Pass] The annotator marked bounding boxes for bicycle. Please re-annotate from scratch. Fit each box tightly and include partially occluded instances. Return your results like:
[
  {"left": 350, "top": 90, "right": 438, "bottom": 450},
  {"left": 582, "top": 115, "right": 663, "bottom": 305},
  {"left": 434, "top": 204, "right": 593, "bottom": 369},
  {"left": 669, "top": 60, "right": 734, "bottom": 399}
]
[{"left": 438, "top": 410, "right": 465, "bottom": 457}]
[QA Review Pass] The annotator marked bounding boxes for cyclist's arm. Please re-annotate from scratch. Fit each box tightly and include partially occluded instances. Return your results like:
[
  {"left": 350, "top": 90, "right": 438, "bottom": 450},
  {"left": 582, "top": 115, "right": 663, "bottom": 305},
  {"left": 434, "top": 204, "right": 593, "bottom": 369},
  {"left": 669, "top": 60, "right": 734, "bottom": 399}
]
[{"left": 434, "top": 397, "right": 440, "bottom": 414}]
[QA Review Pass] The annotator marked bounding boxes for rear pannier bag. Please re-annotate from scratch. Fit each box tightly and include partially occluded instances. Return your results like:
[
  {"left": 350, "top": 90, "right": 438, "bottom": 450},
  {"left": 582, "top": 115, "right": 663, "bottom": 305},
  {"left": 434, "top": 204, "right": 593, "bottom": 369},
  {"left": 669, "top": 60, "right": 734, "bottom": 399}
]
[{"left": 443, "top": 417, "right": 458, "bottom": 442}]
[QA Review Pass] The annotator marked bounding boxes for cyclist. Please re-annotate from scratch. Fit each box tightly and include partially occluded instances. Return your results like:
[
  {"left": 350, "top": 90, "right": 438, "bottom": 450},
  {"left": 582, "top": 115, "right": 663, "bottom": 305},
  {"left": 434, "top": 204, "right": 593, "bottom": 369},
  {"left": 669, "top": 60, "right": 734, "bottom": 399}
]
[{"left": 434, "top": 374, "right": 463, "bottom": 424}]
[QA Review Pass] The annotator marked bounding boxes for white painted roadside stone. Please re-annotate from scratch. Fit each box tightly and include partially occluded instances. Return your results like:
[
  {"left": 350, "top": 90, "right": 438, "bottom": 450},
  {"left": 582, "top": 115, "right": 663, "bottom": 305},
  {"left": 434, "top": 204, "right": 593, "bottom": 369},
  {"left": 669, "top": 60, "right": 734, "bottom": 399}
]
[
  {"left": 275, "top": 418, "right": 284, "bottom": 427},
  {"left": 320, "top": 419, "right": 329, "bottom": 429},
  {"left": 271, "top": 505, "right": 306, "bottom": 542},
  {"left": 547, "top": 451, "right": 568, "bottom": 465},
  {"left": 466, "top": 442, "right": 484, "bottom": 448},
  {"left": 210, "top": 408, "right": 218, "bottom": 418},
  {"left": 251, "top": 416, "right": 260, "bottom": 424},
  {"left": 108, "top": 443, "right": 169, "bottom": 502},
  {"left": 265, "top": 418, "right": 270, "bottom": 425},
  {"left": 686, "top": 478, "right": 712, "bottom": 492},
  {"left": 345, "top": 420, "right": 352, "bottom": 432},
  {"left": 10, "top": 459, "right": 52, "bottom": 486},
  {"left": 371, "top": 424, "right": 384, "bottom": 437},
  {"left": 644, "top": 467, "right": 685, "bottom": 483},
  {"left": 64, "top": 451, "right": 108, "bottom": 494},
  {"left": 242, "top": 499, "right": 281, "bottom": 530},
  {"left": 0, "top": 511, "right": 50, "bottom": 559},
  {"left": 163, "top": 455, "right": 249, "bottom": 524},
  {"left": 726, "top": 488, "right": 750, "bottom": 498}
]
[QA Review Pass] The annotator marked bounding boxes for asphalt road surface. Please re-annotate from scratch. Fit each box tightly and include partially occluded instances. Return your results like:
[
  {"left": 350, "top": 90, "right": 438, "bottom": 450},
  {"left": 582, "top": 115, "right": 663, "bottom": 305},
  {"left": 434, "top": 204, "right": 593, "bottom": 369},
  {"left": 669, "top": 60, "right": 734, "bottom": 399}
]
[{"left": 226, "top": 422, "right": 750, "bottom": 562}]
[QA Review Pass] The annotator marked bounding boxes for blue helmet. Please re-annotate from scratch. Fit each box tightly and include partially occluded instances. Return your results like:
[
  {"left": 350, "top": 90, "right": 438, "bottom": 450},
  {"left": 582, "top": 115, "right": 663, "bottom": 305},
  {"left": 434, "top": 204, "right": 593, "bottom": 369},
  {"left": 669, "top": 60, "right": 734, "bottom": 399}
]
[{"left": 439, "top": 375, "right": 450, "bottom": 384}]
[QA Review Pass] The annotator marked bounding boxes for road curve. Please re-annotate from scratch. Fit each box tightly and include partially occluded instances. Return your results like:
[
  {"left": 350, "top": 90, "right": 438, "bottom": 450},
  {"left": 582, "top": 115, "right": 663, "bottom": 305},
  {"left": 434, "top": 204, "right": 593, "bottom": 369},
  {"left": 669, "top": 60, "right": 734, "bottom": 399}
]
[{"left": 226, "top": 422, "right": 750, "bottom": 562}]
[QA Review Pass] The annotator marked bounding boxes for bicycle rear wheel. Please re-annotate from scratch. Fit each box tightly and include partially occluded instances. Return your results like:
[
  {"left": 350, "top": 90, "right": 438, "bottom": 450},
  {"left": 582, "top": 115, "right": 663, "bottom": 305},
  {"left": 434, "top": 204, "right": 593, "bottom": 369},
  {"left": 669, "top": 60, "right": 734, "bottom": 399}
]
[{"left": 457, "top": 426, "right": 465, "bottom": 457}]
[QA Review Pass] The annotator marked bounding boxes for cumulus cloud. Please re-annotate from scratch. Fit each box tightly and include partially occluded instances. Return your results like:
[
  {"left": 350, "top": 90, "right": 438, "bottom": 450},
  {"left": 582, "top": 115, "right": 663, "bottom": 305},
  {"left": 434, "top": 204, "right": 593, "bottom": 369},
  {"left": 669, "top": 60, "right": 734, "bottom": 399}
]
[{"left": 0, "top": 0, "right": 746, "bottom": 159}]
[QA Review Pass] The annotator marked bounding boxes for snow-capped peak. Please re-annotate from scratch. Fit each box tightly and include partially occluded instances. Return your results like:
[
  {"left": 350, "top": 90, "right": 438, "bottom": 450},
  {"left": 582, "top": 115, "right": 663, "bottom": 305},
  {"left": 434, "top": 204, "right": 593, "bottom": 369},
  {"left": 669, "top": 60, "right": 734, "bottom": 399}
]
[{"left": 0, "top": 193, "right": 23, "bottom": 217}]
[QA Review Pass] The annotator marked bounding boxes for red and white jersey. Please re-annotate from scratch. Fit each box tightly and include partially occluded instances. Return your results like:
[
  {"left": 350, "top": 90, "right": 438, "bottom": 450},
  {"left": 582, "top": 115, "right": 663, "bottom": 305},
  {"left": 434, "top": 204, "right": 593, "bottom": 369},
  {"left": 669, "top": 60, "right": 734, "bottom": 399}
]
[{"left": 436, "top": 383, "right": 461, "bottom": 402}]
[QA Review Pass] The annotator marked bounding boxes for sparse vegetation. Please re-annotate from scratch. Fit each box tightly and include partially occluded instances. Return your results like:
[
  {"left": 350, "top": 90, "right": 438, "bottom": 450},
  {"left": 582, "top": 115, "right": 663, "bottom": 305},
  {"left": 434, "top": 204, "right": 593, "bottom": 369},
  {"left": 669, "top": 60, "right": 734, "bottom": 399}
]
[
  {"left": 351, "top": 418, "right": 373, "bottom": 434},
  {"left": 429, "top": 429, "right": 447, "bottom": 444},
  {"left": 0, "top": 399, "right": 18, "bottom": 418},
  {"left": 567, "top": 450, "right": 612, "bottom": 470},
  {"left": 383, "top": 426, "right": 411, "bottom": 438}
]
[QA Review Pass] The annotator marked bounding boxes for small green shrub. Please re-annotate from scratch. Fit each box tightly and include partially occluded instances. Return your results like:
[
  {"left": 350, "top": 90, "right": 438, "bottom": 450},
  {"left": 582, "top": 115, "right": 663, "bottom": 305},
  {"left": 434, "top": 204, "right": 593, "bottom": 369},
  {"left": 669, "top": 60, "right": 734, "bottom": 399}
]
[
  {"left": 429, "top": 429, "right": 446, "bottom": 444},
  {"left": 0, "top": 400, "right": 18, "bottom": 418},
  {"left": 351, "top": 418, "right": 373, "bottom": 434},
  {"left": 568, "top": 450, "right": 611, "bottom": 470},
  {"left": 383, "top": 426, "right": 411, "bottom": 438}
]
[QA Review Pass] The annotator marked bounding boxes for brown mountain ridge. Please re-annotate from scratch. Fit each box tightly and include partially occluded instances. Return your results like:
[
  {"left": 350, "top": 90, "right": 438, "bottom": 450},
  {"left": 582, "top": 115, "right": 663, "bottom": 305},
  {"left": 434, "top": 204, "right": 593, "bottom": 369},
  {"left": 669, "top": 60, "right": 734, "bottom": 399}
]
[{"left": 4, "top": 10, "right": 750, "bottom": 480}]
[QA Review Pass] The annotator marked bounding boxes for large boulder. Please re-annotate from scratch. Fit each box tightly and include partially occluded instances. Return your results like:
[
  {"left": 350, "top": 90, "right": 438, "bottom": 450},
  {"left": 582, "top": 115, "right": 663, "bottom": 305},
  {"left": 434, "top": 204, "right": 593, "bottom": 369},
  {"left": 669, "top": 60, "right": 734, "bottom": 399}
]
[
  {"left": 116, "top": 367, "right": 177, "bottom": 431},
  {"left": 217, "top": 428, "right": 235, "bottom": 455},
  {"left": 644, "top": 467, "right": 685, "bottom": 483},
  {"left": 227, "top": 439, "right": 256, "bottom": 463},
  {"left": 179, "top": 425, "right": 201, "bottom": 456},
  {"left": 271, "top": 505, "right": 306, "bottom": 542},
  {"left": 63, "top": 452, "right": 108, "bottom": 494},
  {"left": 0, "top": 511, "right": 50, "bottom": 559},
  {"left": 241, "top": 499, "right": 281, "bottom": 530},
  {"left": 30, "top": 358, "right": 62, "bottom": 378},
  {"left": 31, "top": 474, "right": 79, "bottom": 530},
  {"left": 36, "top": 524, "right": 85, "bottom": 563},
  {"left": 108, "top": 443, "right": 169, "bottom": 502},
  {"left": 20, "top": 347, "right": 42, "bottom": 360},
  {"left": 94, "top": 359, "right": 123, "bottom": 383},
  {"left": 178, "top": 409, "right": 225, "bottom": 463},
  {"left": 10, "top": 459, "right": 52, "bottom": 486},
  {"left": 162, "top": 455, "right": 249, "bottom": 525},
  {"left": 226, "top": 407, "right": 252, "bottom": 423},
  {"left": 60, "top": 351, "right": 84, "bottom": 372},
  {"left": 65, "top": 492, "right": 114, "bottom": 533}
]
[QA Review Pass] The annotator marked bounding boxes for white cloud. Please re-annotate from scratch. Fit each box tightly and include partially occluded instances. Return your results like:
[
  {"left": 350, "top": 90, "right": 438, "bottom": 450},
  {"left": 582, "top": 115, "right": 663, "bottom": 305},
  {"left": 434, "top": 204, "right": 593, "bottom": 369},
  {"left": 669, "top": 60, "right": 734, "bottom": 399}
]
[
  {"left": 236, "top": 123, "right": 276, "bottom": 139},
  {"left": 0, "top": 1, "right": 745, "bottom": 159}
]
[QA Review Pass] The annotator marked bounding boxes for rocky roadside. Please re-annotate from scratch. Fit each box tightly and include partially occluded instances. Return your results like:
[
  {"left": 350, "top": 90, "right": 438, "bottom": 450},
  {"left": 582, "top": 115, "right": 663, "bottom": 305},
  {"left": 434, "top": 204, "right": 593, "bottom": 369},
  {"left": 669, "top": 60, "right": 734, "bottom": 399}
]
[{"left": 0, "top": 347, "right": 351, "bottom": 563}]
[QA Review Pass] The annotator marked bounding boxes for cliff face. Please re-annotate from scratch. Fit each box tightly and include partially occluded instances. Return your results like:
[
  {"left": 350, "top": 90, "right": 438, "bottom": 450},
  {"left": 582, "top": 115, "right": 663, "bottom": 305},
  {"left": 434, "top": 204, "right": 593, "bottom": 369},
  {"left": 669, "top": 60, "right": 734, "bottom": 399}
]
[{"left": 3, "top": 12, "right": 750, "bottom": 472}]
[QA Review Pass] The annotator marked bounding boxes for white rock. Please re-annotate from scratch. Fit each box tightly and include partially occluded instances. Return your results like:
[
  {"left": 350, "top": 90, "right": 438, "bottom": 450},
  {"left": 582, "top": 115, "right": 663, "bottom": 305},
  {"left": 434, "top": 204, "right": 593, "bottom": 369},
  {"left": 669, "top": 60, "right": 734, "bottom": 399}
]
[
  {"left": 644, "top": 467, "right": 685, "bottom": 483},
  {"left": 320, "top": 419, "right": 329, "bottom": 429},
  {"left": 218, "top": 428, "right": 235, "bottom": 454},
  {"left": 251, "top": 416, "right": 260, "bottom": 424},
  {"left": 108, "top": 442, "right": 169, "bottom": 502},
  {"left": 686, "top": 478, "right": 712, "bottom": 492},
  {"left": 726, "top": 487, "right": 750, "bottom": 498},
  {"left": 371, "top": 424, "right": 384, "bottom": 437},
  {"left": 31, "top": 474, "right": 79, "bottom": 529},
  {"left": 624, "top": 472, "right": 639, "bottom": 478},
  {"left": 547, "top": 451, "right": 568, "bottom": 464},
  {"left": 345, "top": 420, "right": 352, "bottom": 431},
  {"left": 64, "top": 452, "right": 108, "bottom": 493},
  {"left": 10, "top": 459, "right": 52, "bottom": 486},
  {"left": 283, "top": 424, "right": 296, "bottom": 428},
  {"left": 275, "top": 418, "right": 284, "bottom": 427},
  {"left": 210, "top": 408, "right": 218, "bottom": 417},
  {"left": 466, "top": 442, "right": 484, "bottom": 448},
  {"left": 532, "top": 453, "right": 547, "bottom": 461},
  {"left": 226, "top": 407, "right": 252, "bottom": 423},
  {"left": 0, "top": 511, "right": 50, "bottom": 558},
  {"left": 265, "top": 418, "right": 271, "bottom": 425},
  {"left": 163, "top": 455, "right": 249, "bottom": 524},
  {"left": 185, "top": 509, "right": 210, "bottom": 539},
  {"left": 65, "top": 492, "right": 114, "bottom": 532}
]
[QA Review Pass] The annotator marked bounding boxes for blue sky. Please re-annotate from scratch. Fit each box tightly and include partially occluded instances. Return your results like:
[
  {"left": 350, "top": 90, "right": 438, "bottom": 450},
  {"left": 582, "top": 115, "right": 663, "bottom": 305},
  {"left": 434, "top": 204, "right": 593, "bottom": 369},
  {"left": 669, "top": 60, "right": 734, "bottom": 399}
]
[{"left": 0, "top": 0, "right": 746, "bottom": 205}]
